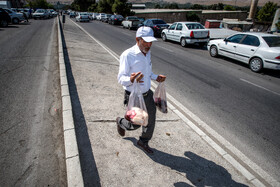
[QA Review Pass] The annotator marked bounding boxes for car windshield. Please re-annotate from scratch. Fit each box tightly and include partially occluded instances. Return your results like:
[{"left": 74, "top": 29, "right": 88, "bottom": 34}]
[
  {"left": 128, "top": 16, "right": 138, "bottom": 20},
  {"left": 116, "top": 15, "right": 123, "bottom": 18},
  {"left": 262, "top": 36, "right": 280, "bottom": 47},
  {"left": 152, "top": 20, "right": 166, "bottom": 24},
  {"left": 36, "top": 9, "right": 44, "bottom": 13},
  {"left": 185, "top": 23, "right": 204, "bottom": 30}
]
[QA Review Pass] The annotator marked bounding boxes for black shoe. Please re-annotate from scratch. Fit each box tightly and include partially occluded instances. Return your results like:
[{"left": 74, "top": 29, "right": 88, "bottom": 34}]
[
  {"left": 137, "top": 140, "right": 154, "bottom": 154},
  {"left": 116, "top": 117, "right": 125, "bottom": 137}
]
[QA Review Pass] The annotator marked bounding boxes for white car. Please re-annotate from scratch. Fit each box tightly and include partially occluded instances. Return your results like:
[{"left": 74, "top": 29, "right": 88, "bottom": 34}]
[
  {"left": 32, "top": 9, "right": 50, "bottom": 19},
  {"left": 161, "top": 22, "right": 210, "bottom": 47},
  {"left": 207, "top": 32, "right": 280, "bottom": 72},
  {"left": 96, "top": 13, "right": 105, "bottom": 21}
]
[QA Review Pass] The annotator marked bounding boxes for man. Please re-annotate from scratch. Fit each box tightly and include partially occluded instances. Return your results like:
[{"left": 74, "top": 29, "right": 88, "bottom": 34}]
[{"left": 116, "top": 26, "right": 166, "bottom": 154}]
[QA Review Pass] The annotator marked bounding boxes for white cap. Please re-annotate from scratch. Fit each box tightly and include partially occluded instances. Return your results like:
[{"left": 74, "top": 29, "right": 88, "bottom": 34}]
[{"left": 136, "top": 26, "right": 157, "bottom": 42}]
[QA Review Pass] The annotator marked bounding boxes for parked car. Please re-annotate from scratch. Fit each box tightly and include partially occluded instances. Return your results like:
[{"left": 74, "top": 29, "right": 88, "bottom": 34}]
[
  {"left": 86, "top": 12, "right": 93, "bottom": 20},
  {"left": 140, "top": 18, "right": 169, "bottom": 37},
  {"left": 92, "top": 13, "right": 98, "bottom": 20},
  {"left": 101, "top": 14, "right": 112, "bottom": 23},
  {"left": 122, "top": 16, "right": 142, "bottom": 30},
  {"left": 207, "top": 32, "right": 280, "bottom": 72},
  {"left": 32, "top": 9, "right": 50, "bottom": 19},
  {"left": 48, "top": 9, "right": 58, "bottom": 17},
  {"left": 69, "top": 11, "right": 76, "bottom": 18},
  {"left": 75, "top": 12, "right": 90, "bottom": 22},
  {"left": 0, "top": 8, "right": 11, "bottom": 27},
  {"left": 3, "top": 8, "right": 25, "bottom": 24},
  {"left": 96, "top": 13, "right": 105, "bottom": 21},
  {"left": 161, "top": 22, "right": 210, "bottom": 47},
  {"left": 108, "top": 15, "right": 124, "bottom": 25}
]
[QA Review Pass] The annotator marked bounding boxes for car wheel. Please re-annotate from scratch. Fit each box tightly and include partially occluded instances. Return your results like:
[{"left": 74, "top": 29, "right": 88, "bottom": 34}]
[
  {"left": 128, "top": 25, "right": 131, "bottom": 30},
  {"left": 249, "top": 57, "right": 263, "bottom": 73},
  {"left": 210, "top": 45, "right": 219, "bottom": 57},
  {"left": 12, "top": 18, "right": 19, "bottom": 24},
  {"left": 162, "top": 33, "right": 167, "bottom": 41},
  {"left": 0, "top": 20, "right": 8, "bottom": 27},
  {"left": 180, "top": 37, "right": 186, "bottom": 47}
]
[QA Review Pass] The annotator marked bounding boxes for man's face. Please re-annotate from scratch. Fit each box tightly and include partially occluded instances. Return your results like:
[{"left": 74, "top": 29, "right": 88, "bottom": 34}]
[{"left": 136, "top": 37, "right": 152, "bottom": 54}]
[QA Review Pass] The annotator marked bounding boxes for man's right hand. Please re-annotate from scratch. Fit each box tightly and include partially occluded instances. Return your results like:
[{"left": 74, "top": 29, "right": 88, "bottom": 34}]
[{"left": 130, "top": 72, "right": 144, "bottom": 83}]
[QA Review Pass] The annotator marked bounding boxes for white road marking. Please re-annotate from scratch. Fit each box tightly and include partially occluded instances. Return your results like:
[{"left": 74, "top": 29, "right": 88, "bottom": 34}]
[{"left": 240, "top": 78, "right": 280, "bottom": 96}]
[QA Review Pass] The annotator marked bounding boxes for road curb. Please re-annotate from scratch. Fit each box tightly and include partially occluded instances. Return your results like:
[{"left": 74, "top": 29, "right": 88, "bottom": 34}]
[{"left": 57, "top": 16, "right": 84, "bottom": 187}]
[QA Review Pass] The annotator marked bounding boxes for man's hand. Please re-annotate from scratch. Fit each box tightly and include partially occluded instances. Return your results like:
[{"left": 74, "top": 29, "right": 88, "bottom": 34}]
[
  {"left": 130, "top": 72, "right": 144, "bottom": 83},
  {"left": 156, "top": 75, "right": 166, "bottom": 82}
]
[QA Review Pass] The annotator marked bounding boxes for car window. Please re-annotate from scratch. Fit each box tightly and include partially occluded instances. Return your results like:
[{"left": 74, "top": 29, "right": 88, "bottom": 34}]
[
  {"left": 169, "top": 23, "right": 176, "bottom": 30},
  {"left": 262, "top": 36, "right": 280, "bottom": 47},
  {"left": 185, "top": 23, "right": 204, "bottom": 30},
  {"left": 152, "top": 19, "right": 166, "bottom": 24},
  {"left": 240, "top": 35, "right": 260, "bottom": 47},
  {"left": 227, "top": 34, "right": 245, "bottom": 43},
  {"left": 176, "top": 23, "right": 183, "bottom": 31}
]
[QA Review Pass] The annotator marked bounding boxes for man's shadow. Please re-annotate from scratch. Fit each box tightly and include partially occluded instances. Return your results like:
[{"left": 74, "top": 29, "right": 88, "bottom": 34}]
[{"left": 124, "top": 137, "right": 248, "bottom": 187}]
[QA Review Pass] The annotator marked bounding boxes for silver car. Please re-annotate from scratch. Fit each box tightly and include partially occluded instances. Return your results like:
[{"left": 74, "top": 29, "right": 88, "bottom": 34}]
[
  {"left": 75, "top": 12, "right": 90, "bottom": 22},
  {"left": 3, "top": 8, "right": 25, "bottom": 24}
]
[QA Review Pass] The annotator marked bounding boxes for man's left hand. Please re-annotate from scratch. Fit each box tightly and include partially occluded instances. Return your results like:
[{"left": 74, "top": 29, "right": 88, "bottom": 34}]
[{"left": 156, "top": 75, "right": 166, "bottom": 82}]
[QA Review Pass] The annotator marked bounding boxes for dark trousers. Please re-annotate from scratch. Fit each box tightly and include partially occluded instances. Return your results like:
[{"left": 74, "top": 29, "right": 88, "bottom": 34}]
[{"left": 119, "top": 89, "right": 156, "bottom": 144}]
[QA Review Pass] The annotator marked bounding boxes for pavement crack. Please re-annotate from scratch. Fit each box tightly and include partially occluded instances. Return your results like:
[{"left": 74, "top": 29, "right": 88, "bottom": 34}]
[{"left": 0, "top": 123, "right": 21, "bottom": 136}]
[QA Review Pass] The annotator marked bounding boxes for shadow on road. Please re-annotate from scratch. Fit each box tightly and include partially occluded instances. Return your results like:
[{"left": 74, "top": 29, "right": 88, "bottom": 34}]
[
  {"left": 59, "top": 20, "right": 101, "bottom": 186},
  {"left": 124, "top": 137, "right": 248, "bottom": 187}
]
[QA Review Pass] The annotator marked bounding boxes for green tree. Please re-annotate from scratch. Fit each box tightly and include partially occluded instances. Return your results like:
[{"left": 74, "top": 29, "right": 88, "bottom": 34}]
[
  {"left": 257, "top": 1, "right": 278, "bottom": 22},
  {"left": 186, "top": 12, "right": 200, "bottom": 22},
  {"left": 224, "top": 5, "right": 236, "bottom": 11},
  {"left": 26, "top": 0, "right": 53, "bottom": 9},
  {"left": 191, "top": 4, "right": 204, "bottom": 10},
  {"left": 112, "top": 0, "right": 131, "bottom": 16}
]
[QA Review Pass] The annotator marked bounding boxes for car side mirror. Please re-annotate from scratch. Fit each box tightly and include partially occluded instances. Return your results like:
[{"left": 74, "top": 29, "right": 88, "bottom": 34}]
[{"left": 224, "top": 38, "right": 228, "bottom": 42}]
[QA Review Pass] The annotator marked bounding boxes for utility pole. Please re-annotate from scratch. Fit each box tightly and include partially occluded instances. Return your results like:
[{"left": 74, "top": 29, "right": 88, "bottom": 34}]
[{"left": 247, "top": 0, "right": 259, "bottom": 21}]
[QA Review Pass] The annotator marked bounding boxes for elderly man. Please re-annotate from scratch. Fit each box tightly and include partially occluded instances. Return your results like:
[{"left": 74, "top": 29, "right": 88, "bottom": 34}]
[{"left": 116, "top": 26, "right": 166, "bottom": 154}]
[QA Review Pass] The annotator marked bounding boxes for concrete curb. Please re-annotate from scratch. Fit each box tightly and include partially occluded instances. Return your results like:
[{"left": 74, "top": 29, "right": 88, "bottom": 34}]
[{"left": 57, "top": 16, "right": 84, "bottom": 186}]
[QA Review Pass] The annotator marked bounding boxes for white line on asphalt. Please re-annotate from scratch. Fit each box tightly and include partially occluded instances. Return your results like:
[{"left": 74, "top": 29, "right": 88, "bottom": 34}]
[
  {"left": 240, "top": 78, "right": 280, "bottom": 96},
  {"left": 68, "top": 18, "right": 280, "bottom": 187}
]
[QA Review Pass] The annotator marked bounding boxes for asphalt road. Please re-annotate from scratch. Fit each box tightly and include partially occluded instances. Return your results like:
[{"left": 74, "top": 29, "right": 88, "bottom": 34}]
[
  {"left": 0, "top": 19, "right": 66, "bottom": 185},
  {"left": 76, "top": 19, "right": 280, "bottom": 181}
]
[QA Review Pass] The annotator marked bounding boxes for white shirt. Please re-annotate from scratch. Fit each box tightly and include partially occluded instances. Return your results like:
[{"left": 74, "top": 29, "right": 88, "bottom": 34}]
[{"left": 118, "top": 44, "right": 158, "bottom": 93}]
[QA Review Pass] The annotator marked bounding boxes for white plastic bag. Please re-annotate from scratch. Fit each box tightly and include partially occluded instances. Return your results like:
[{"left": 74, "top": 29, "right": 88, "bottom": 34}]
[
  {"left": 125, "top": 81, "right": 148, "bottom": 126},
  {"left": 154, "top": 82, "right": 168, "bottom": 113}
]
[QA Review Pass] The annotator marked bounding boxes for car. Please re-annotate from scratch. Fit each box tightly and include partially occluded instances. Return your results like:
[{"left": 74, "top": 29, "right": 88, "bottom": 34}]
[
  {"left": 75, "top": 12, "right": 90, "bottom": 22},
  {"left": 86, "top": 12, "right": 93, "bottom": 20},
  {"left": 161, "top": 22, "right": 210, "bottom": 47},
  {"left": 122, "top": 16, "right": 142, "bottom": 30},
  {"left": 207, "top": 32, "right": 280, "bottom": 72},
  {"left": 0, "top": 8, "right": 11, "bottom": 27},
  {"left": 96, "top": 13, "right": 105, "bottom": 21},
  {"left": 108, "top": 15, "right": 124, "bottom": 25},
  {"left": 48, "top": 9, "right": 58, "bottom": 17},
  {"left": 69, "top": 11, "right": 76, "bottom": 18},
  {"left": 32, "top": 9, "right": 50, "bottom": 19},
  {"left": 3, "top": 8, "right": 25, "bottom": 24},
  {"left": 101, "top": 14, "right": 112, "bottom": 23},
  {"left": 92, "top": 13, "right": 98, "bottom": 20},
  {"left": 140, "top": 18, "right": 169, "bottom": 37}
]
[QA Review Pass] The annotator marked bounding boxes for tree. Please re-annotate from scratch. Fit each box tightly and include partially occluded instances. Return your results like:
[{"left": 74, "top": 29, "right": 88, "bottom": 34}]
[
  {"left": 224, "top": 5, "right": 236, "bottom": 11},
  {"left": 26, "top": 0, "right": 53, "bottom": 9},
  {"left": 257, "top": 1, "right": 278, "bottom": 22},
  {"left": 186, "top": 12, "right": 200, "bottom": 22},
  {"left": 112, "top": 0, "right": 132, "bottom": 16}
]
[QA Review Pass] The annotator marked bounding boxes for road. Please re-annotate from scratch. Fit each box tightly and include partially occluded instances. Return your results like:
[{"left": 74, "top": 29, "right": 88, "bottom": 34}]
[
  {"left": 76, "top": 19, "right": 280, "bottom": 181},
  {"left": 0, "top": 19, "right": 66, "bottom": 185}
]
